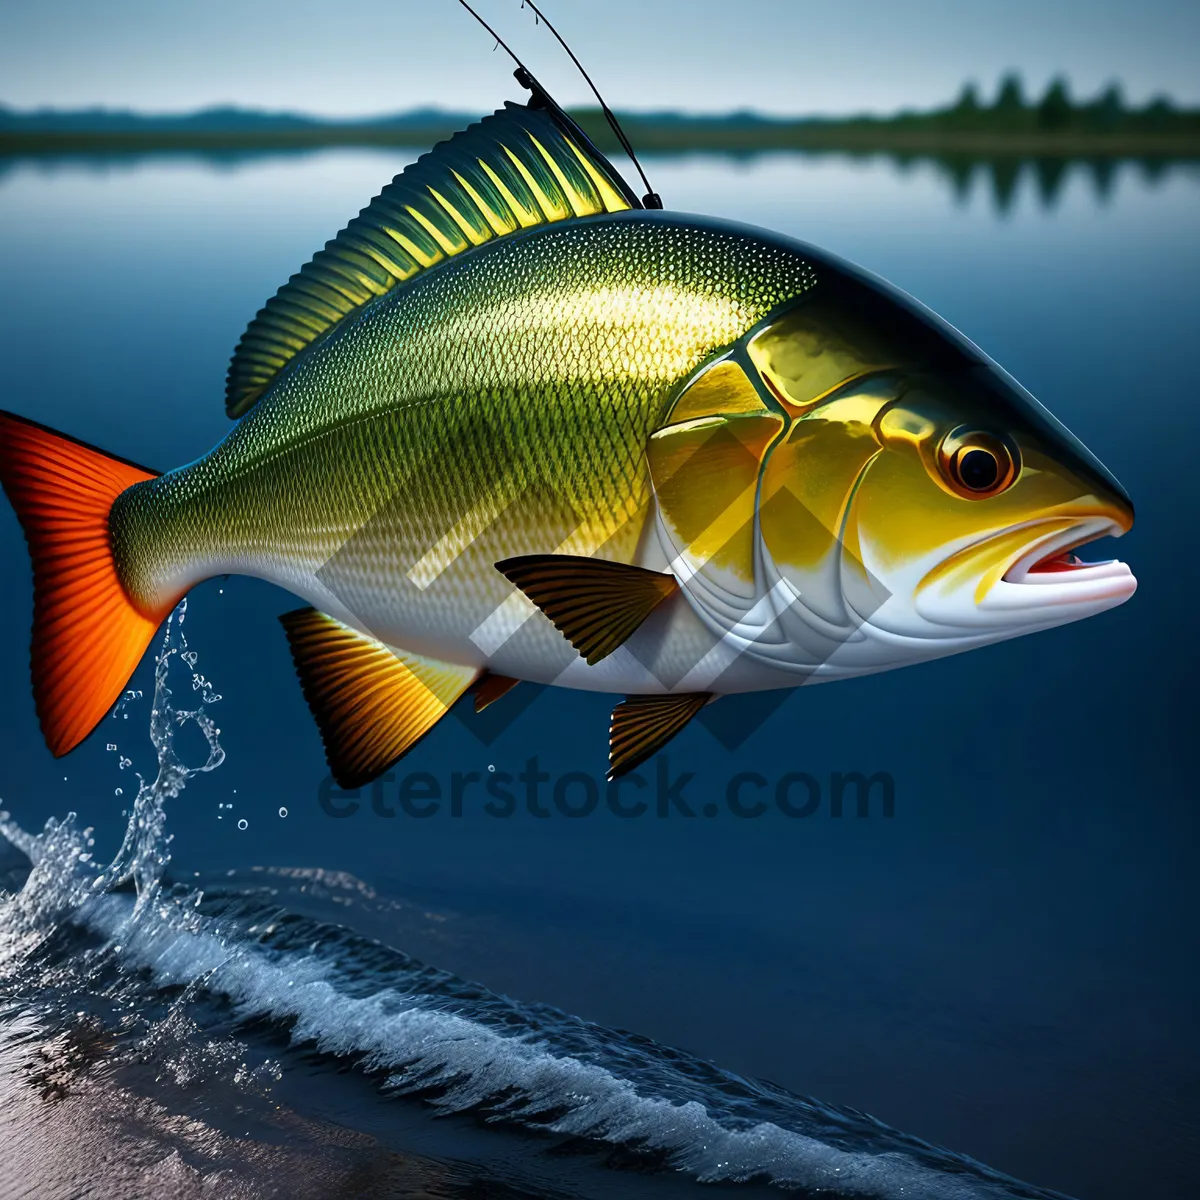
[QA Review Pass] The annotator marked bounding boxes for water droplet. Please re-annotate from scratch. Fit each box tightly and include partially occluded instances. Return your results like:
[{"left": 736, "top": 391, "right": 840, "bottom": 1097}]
[
  {"left": 488, "top": 764, "right": 496, "bottom": 773},
  {"left": 106, "top": 743, "right": 117, "bottom": 752},
  {"left": 278, "top": 807, "right": 288, "bottom": 818},
  {"left": 114, "top": 788, "right": 123, "bottom": 796},
  {"left": 237, "top": 818, "right": 248, "bottom": 831}
]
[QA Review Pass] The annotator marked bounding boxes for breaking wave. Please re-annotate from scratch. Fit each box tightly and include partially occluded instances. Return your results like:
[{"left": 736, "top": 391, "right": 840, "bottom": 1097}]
[{"left": 0, "top": 602, "right": 1071, "bottom": 1199}]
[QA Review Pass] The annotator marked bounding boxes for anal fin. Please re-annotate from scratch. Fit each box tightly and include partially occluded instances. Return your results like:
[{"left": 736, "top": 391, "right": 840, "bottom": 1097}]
[
  {"left": 608, "top": 693, "right": 711, "bottom": 780},
  {"left": 496, "top": 555, "right": 679, "bottom": 665},
  {"left": 473, "top": 671, "right": 522, "bottom": 713},
  {"left": 280, "top": 609, "right": 477, "bottom": 788}
]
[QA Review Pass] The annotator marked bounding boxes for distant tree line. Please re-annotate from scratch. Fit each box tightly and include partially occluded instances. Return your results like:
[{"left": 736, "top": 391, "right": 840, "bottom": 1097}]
[
  {"left": 932, "top": 74, "right": 1197, "bottom": 134},
  {"left": 1, "top": 75, "right": 1196, "bottom": 158}
]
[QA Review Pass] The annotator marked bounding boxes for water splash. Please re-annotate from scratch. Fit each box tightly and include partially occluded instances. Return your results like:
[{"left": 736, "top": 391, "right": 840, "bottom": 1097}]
[
  {"left": 0, "top": 601, "right": 1072, "bottom": 1200},
  {"left": 94, "top": 598, "right": 224, "bottom": 902},
  {"left": 0, "top": 598, "right": 224, "bottom": 970}
]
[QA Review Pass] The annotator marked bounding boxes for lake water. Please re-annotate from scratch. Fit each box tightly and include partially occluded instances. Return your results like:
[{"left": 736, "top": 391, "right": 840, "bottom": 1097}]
[{"left": 0, "top": 146, "right": 1196, "bottom": 1199}]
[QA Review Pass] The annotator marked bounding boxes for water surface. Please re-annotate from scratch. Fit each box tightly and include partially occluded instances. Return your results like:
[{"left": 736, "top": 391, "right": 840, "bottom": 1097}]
[{"left": 0, "top": 147, "right": 1196, "bottom": 1199}]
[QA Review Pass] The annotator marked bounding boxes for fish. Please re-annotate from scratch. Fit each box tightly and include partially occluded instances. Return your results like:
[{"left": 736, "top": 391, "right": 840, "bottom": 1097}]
[{"left": 0, "top": 88, "right": 1135, "bottom": 787}]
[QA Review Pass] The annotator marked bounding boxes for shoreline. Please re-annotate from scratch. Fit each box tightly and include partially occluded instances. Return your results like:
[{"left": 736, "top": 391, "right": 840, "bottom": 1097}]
[{"left": 2, "top": 123, "right": 1198, "bottom": 161}]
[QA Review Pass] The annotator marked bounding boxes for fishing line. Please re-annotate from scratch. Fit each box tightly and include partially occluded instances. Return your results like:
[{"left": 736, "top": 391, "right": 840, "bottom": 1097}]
[
  {"left": 452, "top": 0, "right": 661, "bottom": 208},
  {"left": 454, "top": 0, "right": 526, "bottom": 68},
  {"left": 518, "top": 1, "right": 661, "bottom": 208}
]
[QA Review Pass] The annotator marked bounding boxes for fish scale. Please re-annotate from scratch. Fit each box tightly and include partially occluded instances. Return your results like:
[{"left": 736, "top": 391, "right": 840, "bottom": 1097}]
[{"left": 110, "top": 215, "right": 820, "bottom": 649}]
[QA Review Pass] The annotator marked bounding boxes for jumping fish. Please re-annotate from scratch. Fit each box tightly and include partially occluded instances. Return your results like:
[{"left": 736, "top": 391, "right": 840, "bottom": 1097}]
[{"left": 0, "top": 79, "right": 1135, "bottom": 785}]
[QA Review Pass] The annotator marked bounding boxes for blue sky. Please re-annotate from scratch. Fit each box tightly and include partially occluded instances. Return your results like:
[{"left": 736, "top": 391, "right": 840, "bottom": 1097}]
[{"left": 3, "top": 0, "right": 1197, "bottom": 117}]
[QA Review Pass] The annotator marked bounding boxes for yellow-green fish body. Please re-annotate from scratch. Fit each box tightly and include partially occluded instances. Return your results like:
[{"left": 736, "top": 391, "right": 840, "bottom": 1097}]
[
  {"left": 0, "top": 100, "right": 1136, "bottom": 783},
  {"left": 110, "top": 212, "right": 819, "bottom": 692}
]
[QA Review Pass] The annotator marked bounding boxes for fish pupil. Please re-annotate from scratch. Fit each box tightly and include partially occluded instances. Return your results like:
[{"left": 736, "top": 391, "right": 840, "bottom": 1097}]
[{"left": 958, "top": 448, "right": 999, "bottom": 491}]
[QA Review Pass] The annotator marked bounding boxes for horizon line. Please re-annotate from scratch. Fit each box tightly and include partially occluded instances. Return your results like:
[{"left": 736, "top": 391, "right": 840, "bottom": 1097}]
[{"left": 3, "top": 80, "right": 1196, "bottom": 127}]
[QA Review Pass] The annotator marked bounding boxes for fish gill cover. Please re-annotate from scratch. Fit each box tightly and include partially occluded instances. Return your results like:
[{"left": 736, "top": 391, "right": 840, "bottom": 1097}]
[{"left": 0, "top": 604, "right": 1072, "bottom": 1199}]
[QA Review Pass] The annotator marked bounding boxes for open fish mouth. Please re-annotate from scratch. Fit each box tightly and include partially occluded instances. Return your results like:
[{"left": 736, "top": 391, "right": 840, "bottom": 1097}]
[
  {"left": 911, "top": 513, "right": 1136, "bottom": 631},
  {"left": 1000, "top": 516, "right": 1135, "bottom": 602}
]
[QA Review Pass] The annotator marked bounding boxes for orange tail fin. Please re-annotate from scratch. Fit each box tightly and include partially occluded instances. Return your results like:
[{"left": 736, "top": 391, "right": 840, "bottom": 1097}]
[{"left": 0, "top": 411, "right": 167, "bottom": 757}]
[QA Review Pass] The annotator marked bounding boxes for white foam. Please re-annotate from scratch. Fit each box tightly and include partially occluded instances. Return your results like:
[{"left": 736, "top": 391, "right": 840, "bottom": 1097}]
[
  {"left": 0, "top": 598, "right": 1032, "bottom": 1200},
  {"left": 54, "top": 885, "right": 1008, "bottom": 1199}
]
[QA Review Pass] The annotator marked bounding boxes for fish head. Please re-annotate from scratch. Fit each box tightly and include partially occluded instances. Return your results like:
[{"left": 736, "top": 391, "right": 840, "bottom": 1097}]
[
  {"left": 746, "top": 252, "right": 1135, "bottom": 669},
  {"left": 843, "top": 363, "right": 1135, "bottom": 643}
]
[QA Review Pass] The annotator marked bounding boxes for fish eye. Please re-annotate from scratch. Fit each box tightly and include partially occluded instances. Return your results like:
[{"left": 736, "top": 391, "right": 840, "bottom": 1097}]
[{"left": 937, "top": 428, "right": 1019, "bottom": 499}]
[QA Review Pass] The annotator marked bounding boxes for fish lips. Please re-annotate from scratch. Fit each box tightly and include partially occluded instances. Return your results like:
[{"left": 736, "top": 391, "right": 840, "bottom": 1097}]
[
  {"left": 997, "top": 515, "right": 1136, "bottom": 607},
  {"left": 913, "top": 513, "right": 1137, "bottom": 632}
]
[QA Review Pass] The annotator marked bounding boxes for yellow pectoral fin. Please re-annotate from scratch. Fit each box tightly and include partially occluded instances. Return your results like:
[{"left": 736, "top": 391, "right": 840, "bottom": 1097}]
[
  {"left": 279, "top": 609, "right": 477, "bottom": 788},
  {"left": 495, "top": 555, "right": 679, "bottom": 665}
]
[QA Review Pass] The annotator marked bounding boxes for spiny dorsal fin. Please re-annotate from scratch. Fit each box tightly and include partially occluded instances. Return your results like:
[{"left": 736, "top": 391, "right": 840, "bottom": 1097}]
[
  {"left": 608, "top": 693, "right": 711, "bottom": 780},
  {"left": 495, "top": 555, "right": 679, "bottom": 666},
  {"left": 226, "top": 102, "right": 638, "bottom": 418},
  {"left": 280, "top": 608, "right": 477, "bottom": 788}
]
